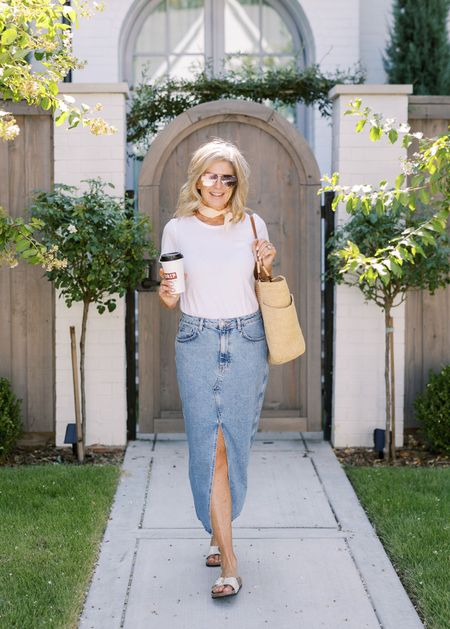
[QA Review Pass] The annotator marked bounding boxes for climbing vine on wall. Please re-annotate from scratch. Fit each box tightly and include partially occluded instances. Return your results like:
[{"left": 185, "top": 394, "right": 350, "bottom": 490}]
[{"left": 127, "top": 62, "right": 365, "bottom": 155}]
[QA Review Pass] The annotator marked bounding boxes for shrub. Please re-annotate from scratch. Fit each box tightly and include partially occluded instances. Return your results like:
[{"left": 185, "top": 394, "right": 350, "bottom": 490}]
[
  {"left": 384, "top": 0, "right": 450, "bottom": 95},
  {"left": 0, "top": 378, "right": 22, "bottom": 460},
  {"left": 414, "top": 365, "right": 450, "bottom": 454}
]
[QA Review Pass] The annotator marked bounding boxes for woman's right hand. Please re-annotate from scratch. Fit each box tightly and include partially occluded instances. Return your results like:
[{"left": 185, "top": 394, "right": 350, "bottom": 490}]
[{"left": 158, "top": 268, "right": 181, "bottom": 309}]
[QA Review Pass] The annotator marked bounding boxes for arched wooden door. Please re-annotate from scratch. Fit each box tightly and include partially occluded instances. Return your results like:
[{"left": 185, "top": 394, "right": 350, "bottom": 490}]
[{"left": 138, "top": 100, "right": 321, "bottom": 433}]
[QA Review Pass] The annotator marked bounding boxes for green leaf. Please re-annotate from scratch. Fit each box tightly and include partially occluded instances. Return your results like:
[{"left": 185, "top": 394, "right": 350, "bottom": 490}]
[
  {"left": 390, "top": 260, "right": 403, "bottom": 277},
  {"left": 430, "top": 217, "right": 445, "bottom": 232},
  {"left": 21, "top": 248, "right": 38, "bottom": 259},
  {"left": 355, "top": 119, "right": 366, "bottom": 133},
  {"left": 399, "top": 191, "right": 410, "bottom": 206},
  {"left": 402, "top": 135, "right": 412, "bottom": 149},
  {"left": 62, "top": 6, "right": 77, "bottom": 22},
  {"left": 370, "top": 126, "right": 382, "bottom": 141},
  {"left": 1, "top": 28, "right": 17, "bottom": 45},
  {"left": 411, "top": 174, "right": 424, "bottom": 188},
  {"left": 395, "top": 174, "right": 405, "bottom": 189},
  {"left": 388, "top": 129, "right": 398, "bottom": 143},
  {"left": 48, "top": 82, "right": 58, "bottom": 96},
  {"left": 55, "top": 111, "right": 68, "bottom": 126},
  {"left": 15, "top": 238, "right": 29, "bottom": 253},
  {"left": 40, "top": 96, "right": 51, "bottom": 110},
  {"left": 418, "top": 188, "right": 430, "bottom": 205},
  {"left": 362, "top": 197, "right": 371, "bottom": 214},
  {"left": 375, "top": 198, "right": 384, "bottom": 215},
  {"left": 331, "top": 194, "right": 343, "bottom": 211}
]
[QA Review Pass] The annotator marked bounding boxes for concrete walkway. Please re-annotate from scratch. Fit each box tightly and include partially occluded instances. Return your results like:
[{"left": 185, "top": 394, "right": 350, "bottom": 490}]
[{"left": 79, "top": 433, "right": 423, "bottom": 629}]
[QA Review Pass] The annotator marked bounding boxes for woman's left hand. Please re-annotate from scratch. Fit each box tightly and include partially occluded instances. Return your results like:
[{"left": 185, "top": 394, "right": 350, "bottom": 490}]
[{"left": 252, "top": 239, "right": 277, "bottom": 274}]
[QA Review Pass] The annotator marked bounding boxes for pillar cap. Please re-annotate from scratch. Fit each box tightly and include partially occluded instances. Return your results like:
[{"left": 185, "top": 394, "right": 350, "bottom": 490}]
[
  {"left": 329, "top": 84, "right": 413, "bottom": 100},
  {"left": 57, "top": 82, "right": 129, "bottom": 95}
]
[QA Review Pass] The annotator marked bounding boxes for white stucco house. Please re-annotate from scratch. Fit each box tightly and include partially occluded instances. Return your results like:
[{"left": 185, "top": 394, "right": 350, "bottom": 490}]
[{"left": 16, "top": 0, "right": 446, "bottom": 449}]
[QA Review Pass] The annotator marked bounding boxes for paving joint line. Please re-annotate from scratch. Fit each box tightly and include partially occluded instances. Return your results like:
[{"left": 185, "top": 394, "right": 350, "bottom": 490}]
[
  {"left": 138, "top": 456, "right": 154, "bottom": 529},
  {"left": 342, "top": 536, "right": 385, "bottom": 629},
  {"left": 119, "top": 537, "right": 140, "bottom": 629},
  {"left": 304, "top": 452, "right": 342, "bottom": 530}
]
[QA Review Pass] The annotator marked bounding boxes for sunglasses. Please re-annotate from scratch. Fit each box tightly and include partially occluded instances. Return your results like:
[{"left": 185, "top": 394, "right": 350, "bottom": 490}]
[{"left": 200, "top": 172, "right": 238, "bottom": 188}]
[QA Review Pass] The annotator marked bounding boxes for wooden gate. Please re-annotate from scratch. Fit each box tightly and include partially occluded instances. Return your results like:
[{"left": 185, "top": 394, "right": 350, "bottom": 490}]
[
  {"left": 0, "top": 103, "right": 54, "bottom": 440},
  {"left": 405, "top": 96, "right": 450, "bottom": 426},
  {"left": 138, "top": 100, "right": 321, "bottom": 433}
]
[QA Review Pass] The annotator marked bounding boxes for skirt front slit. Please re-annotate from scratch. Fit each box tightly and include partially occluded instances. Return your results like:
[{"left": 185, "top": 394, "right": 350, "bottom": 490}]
[{"left": 175, "top": 311, "right": 269, "bottom": 534}]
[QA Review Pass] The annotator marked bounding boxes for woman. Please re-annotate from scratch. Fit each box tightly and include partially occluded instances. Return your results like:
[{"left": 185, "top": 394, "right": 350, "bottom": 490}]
[{"left": 159, "top": 138, "right": 276, "bottom": 598}]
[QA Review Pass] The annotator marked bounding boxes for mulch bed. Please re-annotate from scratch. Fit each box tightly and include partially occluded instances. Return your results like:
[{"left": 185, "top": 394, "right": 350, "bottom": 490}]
[
  {"left": 0, "top": 444, "right": 125, "bottom": 467},
  {"left": 2, "top": 433, "right": 448, "bottom": 468},
  {"left": 334, "top": 433, "right": 450, "bottom": 468}
]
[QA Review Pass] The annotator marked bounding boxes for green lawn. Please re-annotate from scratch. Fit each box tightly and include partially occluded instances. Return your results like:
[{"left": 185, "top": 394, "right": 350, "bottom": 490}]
[
  {"left": 0, "top": 464, "right": 121, "bottom": 629},
  {"left": 346, "top": 467, "right": 450, "bottom": 629}
]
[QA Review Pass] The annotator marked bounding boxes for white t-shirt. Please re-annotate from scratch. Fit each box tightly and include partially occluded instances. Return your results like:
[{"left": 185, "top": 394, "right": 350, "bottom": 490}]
[{"left": 161, "top": 213, "right": 269, "bottom": 319}]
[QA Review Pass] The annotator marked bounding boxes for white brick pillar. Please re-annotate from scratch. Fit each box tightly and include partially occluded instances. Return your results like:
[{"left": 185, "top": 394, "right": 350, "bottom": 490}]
[
  {"left": 54, "top": 83, "right": 129, "bottom": 447},
  {"left": 329, "top": 84, "right": 413, "bottom": 448}
]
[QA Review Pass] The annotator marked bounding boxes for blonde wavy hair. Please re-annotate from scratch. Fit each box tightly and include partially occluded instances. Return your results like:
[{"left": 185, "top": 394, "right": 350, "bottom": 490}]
[{"left": 175, "top": 138, "right": 250, "bottom": 223}]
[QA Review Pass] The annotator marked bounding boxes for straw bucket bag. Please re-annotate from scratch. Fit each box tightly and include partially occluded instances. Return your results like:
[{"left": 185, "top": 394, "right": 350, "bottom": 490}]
[{"left": 250, "top": 214, "right": 305, "bottom": 365}]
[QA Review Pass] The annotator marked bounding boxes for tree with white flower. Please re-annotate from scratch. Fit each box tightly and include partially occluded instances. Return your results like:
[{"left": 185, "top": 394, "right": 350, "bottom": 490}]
[
  {"left": 0, "top": 0, "right": 116, "bottom": 271},
  {"left": 0, "top": 0, "right": 115, "bottom": 142},
  {"left": 321, "top": 98, "right": 450, "bottom": 461},
  {"left": 28, "top": 180, "right": 157, "bottom": 458}
]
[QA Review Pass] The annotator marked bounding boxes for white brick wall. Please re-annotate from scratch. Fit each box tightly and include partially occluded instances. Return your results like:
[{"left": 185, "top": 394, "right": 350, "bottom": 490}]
[
  {"left": 359, "top": 0, "right": 393, "bottom": 83},
  {"left": 54, "top": 298, "right": 127, "bottom": 447},
  {"left": 68, "top": 0, "right": 394, "bottom": 176},
  {"left": 54, "top": 85, "right": 128, "bottom": 446},
  {"left": 72, "top": 1, "right": 132, "bottom": 82},
  {"left": 330, "top": 84, "right": 412, "bottom": 447}
]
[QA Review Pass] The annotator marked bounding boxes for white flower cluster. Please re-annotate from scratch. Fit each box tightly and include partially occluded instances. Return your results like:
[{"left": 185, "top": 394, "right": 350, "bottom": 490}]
[
  {"left": 42, "top": 245, "right": 68, "bottom": 272},
  {"left": 86, "top": 117, "right": 117, "bottom": 136},
  {"left": 0, "top": 111, "right": 20, "bottom": 141}
]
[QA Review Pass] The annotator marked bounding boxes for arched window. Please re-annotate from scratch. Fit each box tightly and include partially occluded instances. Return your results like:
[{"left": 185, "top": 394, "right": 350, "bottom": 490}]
[
  {"left": 122, "top": 0, "right": 313, "bottom": 136},
  {"left": 126, "top": 0, "right": 309, "bottom": 85}
]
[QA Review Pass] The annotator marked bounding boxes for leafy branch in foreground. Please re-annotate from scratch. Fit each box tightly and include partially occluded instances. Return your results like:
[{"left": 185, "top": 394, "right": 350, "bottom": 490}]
[
  {"left": 321, "top": 97, "right": 450, "bottom": 289},
  {"left": 321, "top": 98, "right": 450, "bottom": 461},
  {"left": 0, "top": 207, "right": 67, "bottom": 270},
  {"left": 0, "top": 0, "right": 116, "bottom": 141},
  {"left": 127, "top": 62, "right": 365, "bottom": 154}
]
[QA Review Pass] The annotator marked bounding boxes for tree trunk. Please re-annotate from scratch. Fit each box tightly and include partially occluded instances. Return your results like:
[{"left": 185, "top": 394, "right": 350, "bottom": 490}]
[
  {"left": 384, "top": 303, "right": 397, "bottom": 462},
  {"left": 389, "top": 312, "right": 396, "bottom": 462},
  {"left": 80, "top": 299, "right": 90, "bottom": 450},
  {"left": 70, "top": 326, "right": 85, "bottom": 463},
  {"left": 384, "top": 305, "right": 392, "bottom": 461}
]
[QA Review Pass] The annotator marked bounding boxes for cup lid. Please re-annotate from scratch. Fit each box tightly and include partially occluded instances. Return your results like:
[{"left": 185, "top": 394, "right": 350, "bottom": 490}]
[{"left": 160, "top": 251, "right": 183, "bottom": 262}]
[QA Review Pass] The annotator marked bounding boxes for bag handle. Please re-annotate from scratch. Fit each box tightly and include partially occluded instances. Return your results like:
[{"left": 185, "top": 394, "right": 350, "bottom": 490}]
[{"left": 250, "top": 213, "right": 272, "bottom": 281}]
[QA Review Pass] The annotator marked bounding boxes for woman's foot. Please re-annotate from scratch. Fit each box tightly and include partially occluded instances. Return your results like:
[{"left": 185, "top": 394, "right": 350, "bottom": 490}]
[
  {"left": 211, "top": 576, "right": 242, "bottom": 598},
  {"left": 206, "top": 536, "right": 221, "bottom": 567},
  {"left": 211, "top": 556, "right": 238, "bottom": 595}
]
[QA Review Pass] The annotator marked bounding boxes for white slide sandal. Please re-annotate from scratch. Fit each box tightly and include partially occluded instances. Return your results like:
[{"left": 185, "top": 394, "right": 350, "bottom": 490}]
[
  {"left": 211, "top": 576, "right": 242, "bottom": 598},
  {"left": 205, "top": 545, "right": 221, "bottom": 567}
]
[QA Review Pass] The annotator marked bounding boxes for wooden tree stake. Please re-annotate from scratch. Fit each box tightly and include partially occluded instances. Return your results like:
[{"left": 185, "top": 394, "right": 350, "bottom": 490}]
[{"left": 70, "top": 326, "right": 85, "bottom": 463}]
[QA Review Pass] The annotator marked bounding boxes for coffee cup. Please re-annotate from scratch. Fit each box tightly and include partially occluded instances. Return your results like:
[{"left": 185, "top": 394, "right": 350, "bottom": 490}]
[{"left": 160, "top": 252, "right": 185, "bottom": 294}]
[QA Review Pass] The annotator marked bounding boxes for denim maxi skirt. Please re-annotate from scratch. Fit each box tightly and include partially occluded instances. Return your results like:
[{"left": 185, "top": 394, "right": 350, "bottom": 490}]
[{"left": 175, "top": 310, "right": 269, "bottom": 534}]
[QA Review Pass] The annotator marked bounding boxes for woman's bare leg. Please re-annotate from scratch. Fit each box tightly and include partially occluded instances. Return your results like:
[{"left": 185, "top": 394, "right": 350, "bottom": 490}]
[{"left": 210, "top": 424, "right": 238, "bottom": 594}]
